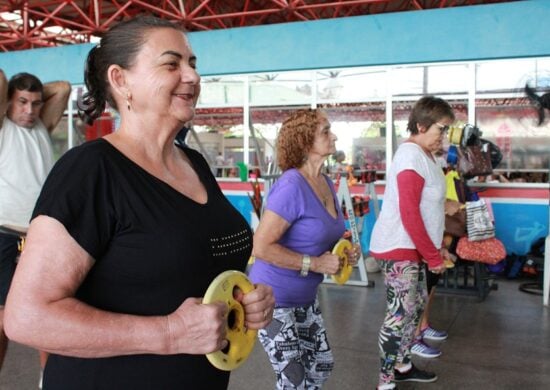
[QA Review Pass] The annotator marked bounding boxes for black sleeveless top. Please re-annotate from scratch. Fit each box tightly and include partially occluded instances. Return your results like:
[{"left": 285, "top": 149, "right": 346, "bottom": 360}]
[{"left": 33, "top": 139, "right": 252, "bottom": 389}]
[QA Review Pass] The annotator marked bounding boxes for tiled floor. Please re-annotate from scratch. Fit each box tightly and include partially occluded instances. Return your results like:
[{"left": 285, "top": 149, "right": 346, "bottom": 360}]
[{"left": 1, "top": 270, "right": 549, "bottom": 389}]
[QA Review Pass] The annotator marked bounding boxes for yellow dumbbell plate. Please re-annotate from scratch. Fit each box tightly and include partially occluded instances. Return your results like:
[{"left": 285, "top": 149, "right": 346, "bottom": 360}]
[
  {"left": 331, "top": 239, "right": 353, "bottom": 285},
  {"left": 443, "top": 258, "right": 455, "bottom": 269},
  {"left": 203, "top": 270, "right": 257, "bottom": 371}
]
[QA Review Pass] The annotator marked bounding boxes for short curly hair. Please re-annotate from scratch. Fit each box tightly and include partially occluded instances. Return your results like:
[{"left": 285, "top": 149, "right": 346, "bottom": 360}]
[{"left": 277, "top": 109, "right": 324, "bottom": 171}]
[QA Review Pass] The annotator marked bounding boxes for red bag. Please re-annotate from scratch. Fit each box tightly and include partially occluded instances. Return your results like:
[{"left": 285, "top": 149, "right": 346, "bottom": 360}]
[{"left": 456, "top": 237, "right": 506, "bottom": 265}]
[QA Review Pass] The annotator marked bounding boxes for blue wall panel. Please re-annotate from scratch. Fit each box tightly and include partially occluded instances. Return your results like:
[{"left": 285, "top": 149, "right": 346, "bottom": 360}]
[
  {"left": 0, "top": 43, "right": 93, "bottom": 85},
  {"left": 189, "top": 0, "right": 550, "bottom": 76},
  {"left": 226, "top": 194, "right": 254, "bottom": 226},
  {"left": 229, "top": 194, "right": 548, "bottom": 257},
  {"left": 492, "top": 203, "right": 548, "bottom": 256},
  {"left": 1, "top": 1, "right": 549, "bottom": 83}
]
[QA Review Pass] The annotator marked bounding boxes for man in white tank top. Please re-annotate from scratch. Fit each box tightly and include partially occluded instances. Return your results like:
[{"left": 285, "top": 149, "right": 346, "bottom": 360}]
[{"left": 0, "top": 69, "right": 71, "bottom": 376}]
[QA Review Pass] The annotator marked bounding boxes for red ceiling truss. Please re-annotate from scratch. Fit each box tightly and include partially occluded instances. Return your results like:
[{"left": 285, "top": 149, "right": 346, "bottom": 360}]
[{"left": 1, "top": 0, "right": 516, "bottom": 52}]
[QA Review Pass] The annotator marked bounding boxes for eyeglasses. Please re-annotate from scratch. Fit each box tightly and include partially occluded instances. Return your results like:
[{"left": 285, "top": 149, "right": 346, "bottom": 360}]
[{"left": 434, "top": 123, "right": 450, "bottom": 134}]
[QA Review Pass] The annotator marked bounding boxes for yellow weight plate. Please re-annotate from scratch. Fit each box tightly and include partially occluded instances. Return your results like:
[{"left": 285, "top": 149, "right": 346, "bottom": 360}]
[
  {"left": 444, "top": 258, "right": 455, "bottom": 269},
  {"left": 331, "top": 239, "right": 353, "bottom": 285},
  {"left": 203, "top": 270, "right": 257, "bottom": 371}
]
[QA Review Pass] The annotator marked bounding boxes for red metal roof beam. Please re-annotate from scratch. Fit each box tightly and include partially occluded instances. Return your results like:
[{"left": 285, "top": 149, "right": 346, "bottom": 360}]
[
  {"left": 410, "top": 0, "right": 425, "bottom": 10},
  {"left": 238, "top": 0, "right": 252, "bottom": 27},
  {"left": 26, "top": 2, "right": 68, "bottom": 37},
  {"left": 202, "top": 3, "right": 229, "bottom": 29},
  {"left": 187, "top": 0, "right": 213, "bottom": 19},
  {"left": 292, "top": 0, "right": 396, "bottom": 12},
  {"left": 20, "top": 8, "right": 102, "bottom": 32},
  {"left": 130, "top": 0, "right": 185, "bottom": 19},
  {"left": 191, "top": 8, "right": 287, "bottom": 22},
  {"left": 288, "top": 0, "right": 320, "bottom": 20},
  {"left": 99, "top": 1, "right": 135, "bottom": 31}
]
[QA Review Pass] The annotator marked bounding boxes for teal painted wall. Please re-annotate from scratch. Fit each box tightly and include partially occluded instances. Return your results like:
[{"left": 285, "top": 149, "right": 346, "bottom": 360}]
[
  {"left": 227, "top": 193, "right": 548, "bottom": 256},
  {"left": 0, "top": 1, "right": 549, "bottom": 83}
]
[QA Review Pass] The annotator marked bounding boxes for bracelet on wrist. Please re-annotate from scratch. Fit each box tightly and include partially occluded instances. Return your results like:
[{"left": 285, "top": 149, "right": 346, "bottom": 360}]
[{"left": 300, "top": 255, "right": 311, "bottom": 277}]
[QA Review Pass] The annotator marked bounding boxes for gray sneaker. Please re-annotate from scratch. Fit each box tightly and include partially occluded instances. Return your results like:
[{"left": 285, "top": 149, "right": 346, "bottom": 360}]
[{"left": 410, "top": 339, "right": 441, "bottom": 358}]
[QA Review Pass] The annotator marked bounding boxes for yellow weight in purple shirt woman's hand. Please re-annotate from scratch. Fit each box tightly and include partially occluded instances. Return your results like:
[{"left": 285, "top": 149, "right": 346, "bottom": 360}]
[{"left": 331, "top": 239, "right": 353, "bottom": 285}]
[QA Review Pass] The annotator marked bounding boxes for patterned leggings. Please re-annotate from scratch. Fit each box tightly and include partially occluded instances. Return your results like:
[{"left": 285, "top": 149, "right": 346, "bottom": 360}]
[
  {"left": 377, "top": 260, "right": 427, "bottom": 386},
  {"left": 258, "top": 299, "right": 333, "bottom": 390}
]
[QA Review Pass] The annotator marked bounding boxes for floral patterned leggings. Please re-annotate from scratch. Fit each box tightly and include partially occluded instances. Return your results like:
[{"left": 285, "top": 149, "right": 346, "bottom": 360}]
[
  {"left": 377, "top": 260, "right": 428, "bottom": 386},
  {"left": 258, "top": 299, "right": 333, "bottom": 390}
]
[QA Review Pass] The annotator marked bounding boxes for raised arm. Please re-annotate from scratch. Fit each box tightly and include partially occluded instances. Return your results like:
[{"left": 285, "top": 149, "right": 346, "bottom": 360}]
[
  {"left": 0, "top": 69, "right": 7, "bottom": 127},
  {"left": 40, "top": 80, "right": 71, "bottom": 133}
]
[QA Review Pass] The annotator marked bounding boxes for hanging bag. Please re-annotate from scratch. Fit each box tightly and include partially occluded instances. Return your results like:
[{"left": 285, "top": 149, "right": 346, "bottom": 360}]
[
  {"left": 465, "top": 198, "right": 495, "bottom": 241},
  {"left": 457, "top": 144, "right": 493, "bottom": 179},
  {"left": 456, "top": 237, "right": 506, "bottom": 265}
]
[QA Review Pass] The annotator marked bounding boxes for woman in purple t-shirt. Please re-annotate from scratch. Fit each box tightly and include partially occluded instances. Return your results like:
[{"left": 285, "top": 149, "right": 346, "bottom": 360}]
[{"left": 249, "top": 109, "right": 360, "bottom": 389}]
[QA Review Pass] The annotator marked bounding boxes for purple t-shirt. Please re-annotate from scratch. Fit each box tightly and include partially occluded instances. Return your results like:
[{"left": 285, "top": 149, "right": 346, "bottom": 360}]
[{"left": 249, "top": 168, "right": 345, "bottom": 307}]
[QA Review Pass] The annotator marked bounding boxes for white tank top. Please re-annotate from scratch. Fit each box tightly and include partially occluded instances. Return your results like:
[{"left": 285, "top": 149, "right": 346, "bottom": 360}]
[{"left": 0, "top": 118, "right": 54, "bottom": 230}]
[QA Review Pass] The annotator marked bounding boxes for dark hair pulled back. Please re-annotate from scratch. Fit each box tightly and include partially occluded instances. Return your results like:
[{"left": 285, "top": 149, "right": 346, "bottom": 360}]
[{"left": 78, "top": 16, "right": 184, "bottom": 125}]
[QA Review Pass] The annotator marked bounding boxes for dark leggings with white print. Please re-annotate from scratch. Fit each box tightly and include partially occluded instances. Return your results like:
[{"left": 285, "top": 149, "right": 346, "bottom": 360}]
[{"left": 258, "top": 299, "right": 333, "bottom": 390}]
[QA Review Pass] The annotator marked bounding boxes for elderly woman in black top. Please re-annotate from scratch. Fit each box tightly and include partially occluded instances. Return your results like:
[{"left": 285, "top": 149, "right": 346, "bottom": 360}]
[{"left": 4, "top": 16, "right": 274, "bottom": 390}]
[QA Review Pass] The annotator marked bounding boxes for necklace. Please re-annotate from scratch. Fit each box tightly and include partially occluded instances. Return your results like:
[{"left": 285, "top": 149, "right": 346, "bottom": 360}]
[{"left": 301, "top": 171, "right": 332, "bottom": 208}]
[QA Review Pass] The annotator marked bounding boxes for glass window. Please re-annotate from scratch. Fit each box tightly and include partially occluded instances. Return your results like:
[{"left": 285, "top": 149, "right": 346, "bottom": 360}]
[
  {"left": 62, "top": 57, "right": 548, "bottom": 182},
  {"left": 316, "top": 68, "right": 387, "bottom": 103},
  {"left": 391, "top": 64, "right": 470, "bottom": 97},
  {"left": 534, "top": 58, "right": 550, "bottom": 88},
  {"left": 427, "top": 64, "right": 469, "bottom": 94},
  {"left": 320, "top": 102, "right": 387, "bottom": 180},
  {"left": 476, "top": 59, "right": 537, "bottom": 93},
  {"left": 249, "top": 71, "right": 313, "bottom": 106},
  {"left": 476, "top": 97, "right": 550, "bottom": 173},
  {"left": 198, "top": 76, "right": 244, "bottom": 107},
  {"left": 390, "top": 66, "right": 425, "bottom": 96}
]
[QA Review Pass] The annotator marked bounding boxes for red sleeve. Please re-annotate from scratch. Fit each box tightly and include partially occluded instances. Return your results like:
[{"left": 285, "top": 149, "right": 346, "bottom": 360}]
[{"left": 397, "top": 170, "right": 443, "bottom": 268}]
